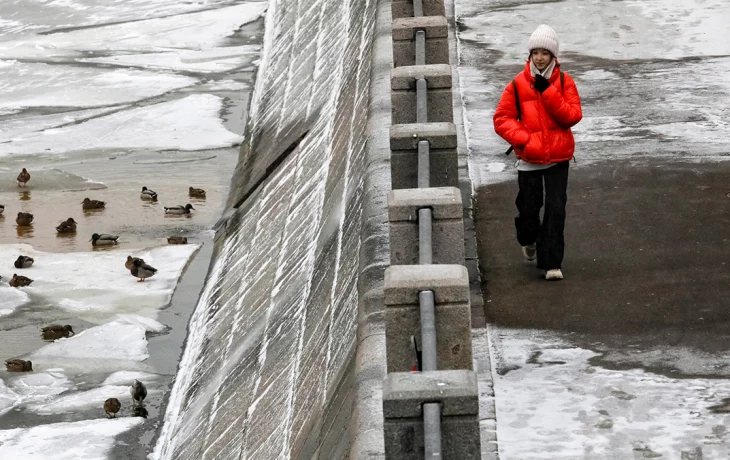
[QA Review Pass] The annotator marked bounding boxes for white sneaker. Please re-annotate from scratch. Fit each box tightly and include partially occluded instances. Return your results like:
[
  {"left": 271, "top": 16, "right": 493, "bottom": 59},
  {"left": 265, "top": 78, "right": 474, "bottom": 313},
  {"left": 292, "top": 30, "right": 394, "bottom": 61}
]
[
  {"left": 545, "top": 269, "right": 563, "bottom": 281},
  {"left": 521, "top": 244, "right": 536, "bottom": 261}
]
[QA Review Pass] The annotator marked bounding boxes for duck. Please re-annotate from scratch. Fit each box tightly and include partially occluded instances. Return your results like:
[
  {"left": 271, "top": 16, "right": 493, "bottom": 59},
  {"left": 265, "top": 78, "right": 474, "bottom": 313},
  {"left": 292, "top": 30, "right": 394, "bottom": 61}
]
[
  {"left": 130, "top": 380, "right": 147, "bottom": 406},
  {"left": 188, "top": 187, "right": 206, "bottom": 198},
  {"left": 82, "top": 198, "right": 106, "bottom": 210},
  {"left": 104, "top": 398, "right": 121, "bottom": 418},
  {"left": 14, "top": 255, "right": 34, "bottom": 269},
  {"left": 16, "top": 212, "right": 33, "bottom": 226},
  {"left": 164, "top": 204, "right": 195, "bottom": 215},
  {"left": 0, "top": 204, "right": 4, "bottom": 215},
  {"left": 167, "top": 236, "right": 188, "bottom": 244},
  {"left": 5, "top": 359, "right": 32, "bottom": 372},
  {"left": 125, "top": 256, "right": 144, "bottom": 271},
  {"left": 133, "top": 406, "right": 149, "bottom": 418},
  {"left": 90, "top": 233, "right": 119, "bottom": 246},
  {"left": 56, "top": 217, "right": 77, "bottom": 234},
  {"left": 140, "top": 186, "right": 158, "bottom": 201},
  {"left": 131, "top": 259, "right": 157, "bottom": 282},
  {"left": 17, "top": 168, "right": 30, "bottom": 187},
  {"left": 41, "top": 324, "right": 75, "bottom": 341},
  {"left": 9, "top": 274, "right": 33, "bottom": 287}
]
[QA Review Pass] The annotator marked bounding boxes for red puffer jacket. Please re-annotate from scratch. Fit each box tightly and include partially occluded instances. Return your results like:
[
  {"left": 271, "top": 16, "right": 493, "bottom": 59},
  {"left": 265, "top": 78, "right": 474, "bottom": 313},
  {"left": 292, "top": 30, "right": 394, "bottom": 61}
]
[{"left": 493, "top": 61, "right": 582, "bottom": 164}]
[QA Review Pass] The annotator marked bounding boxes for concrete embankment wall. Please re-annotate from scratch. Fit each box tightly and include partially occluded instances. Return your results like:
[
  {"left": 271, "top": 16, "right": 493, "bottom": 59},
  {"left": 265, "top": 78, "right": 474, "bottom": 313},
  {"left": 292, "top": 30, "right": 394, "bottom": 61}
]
[{"left": 153, "top": 0, "right": 385, "bottom": 458}]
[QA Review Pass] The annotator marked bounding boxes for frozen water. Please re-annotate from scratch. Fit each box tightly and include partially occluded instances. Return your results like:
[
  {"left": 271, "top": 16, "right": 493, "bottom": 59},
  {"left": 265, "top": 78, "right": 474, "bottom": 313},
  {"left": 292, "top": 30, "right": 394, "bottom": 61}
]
[
  {"left": 8, "top": 371, "right": 74, "bottom": 399},
  {"left": 113, "top": 314, "right": 167, "bottom": 333},
  {"left": 0, "top": 243, "right": 199, "bottom": 316},
  {"left": 80, "top": 45, "right": 262, "bottom": 74},
  {"left": 102, "top": 370, "right": 158, "bottom": 387},
  {"left": 0, "top": 3, "right": 268, "bottom": 60},
  {"left": 0, "top": 286, "right": 30, "bottom": 317},
  {"left": 32, "top": 322, "right": 149, "bottom": 362},
  {"left": 0, "top": 95, "right": 243, "bottom": 155},
  {"left": 0, "top": 62, "right": 196, "bottom": 110},
  {"left": 0, "top": 417, "right": 144, "bottom": 460},
  {"left": 27, "top": 385, "right": 130, "bottom": 415},
  {"left": 491, "top": 328, "right": 730, "bottom": 459},
  {"left": 0, "top": 379, "right": 18, "bottom": 416}
]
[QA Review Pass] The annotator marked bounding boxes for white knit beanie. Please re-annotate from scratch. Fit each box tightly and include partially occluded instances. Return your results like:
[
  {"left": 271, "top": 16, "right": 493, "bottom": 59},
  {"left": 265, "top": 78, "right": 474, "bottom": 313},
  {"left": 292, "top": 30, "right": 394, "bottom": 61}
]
[{"left": 528, "top": 24, "right": 559, "bottom": 58}]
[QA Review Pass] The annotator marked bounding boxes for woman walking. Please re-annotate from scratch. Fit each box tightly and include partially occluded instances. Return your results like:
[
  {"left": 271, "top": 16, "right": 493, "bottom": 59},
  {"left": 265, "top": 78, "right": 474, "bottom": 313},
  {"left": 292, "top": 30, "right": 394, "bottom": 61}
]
[{"left": 493, "top": 24, "right": 583, "bottom": 280}]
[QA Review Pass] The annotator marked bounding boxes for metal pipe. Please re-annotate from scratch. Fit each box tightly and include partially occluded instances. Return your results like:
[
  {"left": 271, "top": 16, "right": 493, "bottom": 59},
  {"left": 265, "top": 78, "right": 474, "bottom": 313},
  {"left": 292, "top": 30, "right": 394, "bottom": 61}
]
[
  {"left": 423, "top": 402, "right": 442, "bottom": 458},
  {"left": 418, "top": 208, "right": 433, "bottom": 265},
  {"left": 417, "top": 140, "right": 430, "bottom": 188},
  {"left": 416, "top": 78, "right": 427, "bottom": 123},
  {"left": 415, "top": 30, "right": 426, "bottom": 66},
  {"left": 418, "top": 290, "right": 437, "bottom": 369},
  {"left": 413, "top": 0, "right": 424, "bottom": 17}
]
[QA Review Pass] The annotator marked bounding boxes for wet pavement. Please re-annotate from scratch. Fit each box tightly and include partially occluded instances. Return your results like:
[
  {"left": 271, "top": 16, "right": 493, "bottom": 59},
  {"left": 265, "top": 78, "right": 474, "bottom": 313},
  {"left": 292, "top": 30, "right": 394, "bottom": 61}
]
[{"left": 455, "top": 0, "right": 730, "bottom": 457}]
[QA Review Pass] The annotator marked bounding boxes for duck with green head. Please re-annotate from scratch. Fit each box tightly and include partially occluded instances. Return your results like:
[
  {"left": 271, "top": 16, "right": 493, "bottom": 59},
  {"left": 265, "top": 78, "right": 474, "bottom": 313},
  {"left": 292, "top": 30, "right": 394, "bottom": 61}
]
[
  {"left": 14, "top": 255, "right": 34, "bottom": 269},
  {"left": 164, "top": 204, "right": 195, "bottom": 215},
  {"left": 90, "top": 233, "right": 119, "bottom": 246},
  {"left": 131, "top": 259, "right": 157, "bottom": 282},
  {"left": 140, "top": 186, "right": 158, "bottom": 201}
]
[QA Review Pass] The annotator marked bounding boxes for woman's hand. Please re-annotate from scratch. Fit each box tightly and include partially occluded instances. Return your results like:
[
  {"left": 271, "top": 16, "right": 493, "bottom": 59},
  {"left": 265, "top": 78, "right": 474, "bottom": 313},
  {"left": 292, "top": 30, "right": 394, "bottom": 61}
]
[{"left": 534, "top": 75, "right": 550, "bottom": 93}]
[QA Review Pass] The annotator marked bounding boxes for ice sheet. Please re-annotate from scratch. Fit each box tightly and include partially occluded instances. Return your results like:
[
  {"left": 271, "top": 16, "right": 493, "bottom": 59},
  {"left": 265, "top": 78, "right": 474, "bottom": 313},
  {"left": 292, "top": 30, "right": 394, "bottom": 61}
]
[
  {"left": 80, "top": 45, "right": 261, "bottom": 73},
  {"left": 0, "top": 417, "right": 144, "bottom": 460},
  {"left": 0, "top": 95, "right": 243, "bottom": 155},
  {"left": 0, "top": 243, "right": 199, "bottom": 316},
  {"left": 8, "top": 371, "right": 74, "bottom": 399},
  {"left": 113, "top": 314, "right": 167, "bottom": 333},
  {"left": 0, "top": 286, "right": 30, "bottom": 317},
  {"left": 27, "top": 385, "right": 130, "bottom": 415},
  {"left": 102, "top": 370, "right": 158, "bottom": 387},
  {"left": 32, "top": 322, "right": 149, "bottom": 362},
  {"left": 0, "top": 379, "right": 18, "bottom": 416},
  {"left": 0, "top": 62, "right": 196, "bottom": 109},
  {"left": 0, "top": 3, "right": 268, "bottom": 60}
]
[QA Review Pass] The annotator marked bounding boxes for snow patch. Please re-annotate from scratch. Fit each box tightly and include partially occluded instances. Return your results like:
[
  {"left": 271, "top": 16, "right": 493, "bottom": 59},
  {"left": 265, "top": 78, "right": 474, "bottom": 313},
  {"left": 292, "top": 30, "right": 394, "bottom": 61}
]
[
  {"left": 27, "top": 385, "right": 130, "bottom": 415},
  {"left": 0, "top": 286, "right": 30, "bottom": 317},
  {"left": 32, "top": 322, "right": 149, "bottom": 362},
  {"left": 102, "top": 370, "right": 158, "bottom": 387}
]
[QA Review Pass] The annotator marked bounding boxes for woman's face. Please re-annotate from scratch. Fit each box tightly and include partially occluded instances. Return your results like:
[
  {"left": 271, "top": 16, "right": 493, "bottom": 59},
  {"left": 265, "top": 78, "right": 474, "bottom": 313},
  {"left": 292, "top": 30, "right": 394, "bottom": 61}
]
[{"left": 531, "top": 48, "right": 553, "bottom": 71}]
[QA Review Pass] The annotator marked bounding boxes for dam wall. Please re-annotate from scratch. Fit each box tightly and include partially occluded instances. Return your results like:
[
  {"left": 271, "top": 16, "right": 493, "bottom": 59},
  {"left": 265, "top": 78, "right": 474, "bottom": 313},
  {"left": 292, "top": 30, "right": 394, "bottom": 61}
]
[{"left": 152, "top": 0, "right": 385, "bottom": 458}]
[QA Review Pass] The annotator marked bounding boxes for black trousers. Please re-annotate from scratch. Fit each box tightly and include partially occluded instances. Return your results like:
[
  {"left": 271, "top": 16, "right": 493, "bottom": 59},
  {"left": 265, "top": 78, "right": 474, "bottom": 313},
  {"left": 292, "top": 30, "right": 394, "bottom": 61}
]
[{"left": 515, "top": 161, "right": 569, "bottom": 270}]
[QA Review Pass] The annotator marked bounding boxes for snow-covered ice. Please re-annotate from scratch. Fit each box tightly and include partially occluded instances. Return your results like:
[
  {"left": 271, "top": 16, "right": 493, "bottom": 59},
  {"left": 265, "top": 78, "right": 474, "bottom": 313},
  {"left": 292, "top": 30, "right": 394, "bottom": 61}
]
[
  {"left": 113, "top": 314, "right": 167, "bottom": 333},
  {"left": 102, "top": 370, "right": 159, "bottom": 387},
  {"left": 32, "top": 322, "right": 149, "bottom": 362},
  {"left": 8, "top": 371, "right": 74, "bottom": 400},
  {"left": 27, "top": 385, "right": 130, "bottom": 415},
  {"left": 0, "top": 379, "right": 18, "bottom": 416},
  {"left": 0, "top": 418, "right": 144, "bottom": 460},
  {"left": 0, "top": 95, "right": 243, "bottom": 155},
  {"left": 0, "top": 285, "right": 30, "bottom": 317},
  {"left": 0, "top": 243, "right": 199, "bottom": 316}
]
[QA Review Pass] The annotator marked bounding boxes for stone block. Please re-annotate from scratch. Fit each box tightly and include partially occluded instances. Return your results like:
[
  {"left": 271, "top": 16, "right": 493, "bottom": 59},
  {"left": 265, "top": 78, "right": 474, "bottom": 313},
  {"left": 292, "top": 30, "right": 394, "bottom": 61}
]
[
  {"left": 388, "top": 187, "right": 465, "bottom": 265},
  {"left": 390, "top": 148, "right": 458, "bottom": 190},
  {"left": 390, "top": 64, "right": 452, "bottom": 90},
  {"left": 384, "top": 265, "right": 472, "bottom": 371},
  {"left": 390, "top": 123, "right": 457, "bottom": 150},
  {"left": 382, "top": 370, "right": 480, "bottom": 460},
  {"left": 391, "top": 87, "right": 453, "bottom": 124},
  {"left": 391, "top": 0, "right": 446, "bottom": 20},
  {"left": 392, "top": 16, "right": 448, "bottom": 41},
  {"left": 393, "top": 38, "right": 449, "bottom": 67}
]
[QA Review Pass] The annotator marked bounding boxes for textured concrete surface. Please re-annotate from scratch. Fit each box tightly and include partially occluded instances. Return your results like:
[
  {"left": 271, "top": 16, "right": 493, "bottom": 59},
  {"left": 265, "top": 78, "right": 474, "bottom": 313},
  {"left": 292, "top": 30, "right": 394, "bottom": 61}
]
[
  {"left": 390, "top": 64, "right": 452, "bottom": 89},
  {"left": 390, "top": 122, "right": 458, "bottom": 150},
  {"left": 383, "top": 370, "right": 479, "bottom": 417}
]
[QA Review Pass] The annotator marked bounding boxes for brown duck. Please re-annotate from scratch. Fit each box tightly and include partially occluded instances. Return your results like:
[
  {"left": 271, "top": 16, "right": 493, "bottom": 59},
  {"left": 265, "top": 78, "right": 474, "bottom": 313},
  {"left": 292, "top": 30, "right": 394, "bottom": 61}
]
[
  {"left": 17, "top": 168, "right": 30, "bottom": 187},
  {"left": 5, "top": 359, "right": 32, "bottom": 372},
  {"left": 14, "top": 255, "right": 34, "bottom": 269},
  {"left": 125, "top": 256, "right": 144, "bottom": 271},
  {"left": 56, "top": 217, "right": 77, "bottom": 234},
  {"left": 41, "top": 325, "right": 75, "bottom": 341},
  {"left": 167, "top": 236, "right": 188, "bottom": 244},
  {"left": 82, "top": 198, "right": 106, "bottom": 210},
  {"left": 9, "top": 274, "right": 33, "bottom": 287},
  {"left": 104, "top": 398, "right": 121, "bottom": 418},
  {"left": 0, "top": 204, "right": 4, "bottom": 215},
  {"left": 16, "top": 212, "right": 33, "bottom": 226},
  {"left": 188, "top": 187, "right": 206, "bottom": 198}
]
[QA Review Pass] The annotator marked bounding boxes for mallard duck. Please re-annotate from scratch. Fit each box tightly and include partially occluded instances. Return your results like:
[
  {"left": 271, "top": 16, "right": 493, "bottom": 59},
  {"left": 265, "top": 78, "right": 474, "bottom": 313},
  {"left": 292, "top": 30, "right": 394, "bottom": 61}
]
[
  {"left": 5, "top": 359, "right": 32, "bottom": 372},
  {"left": 17, "top": 168, "right": 30, "bottom": 187},
  {"left": 125, "top": 256, "right": 144, "bottom": 271},
  {"left": 188, "top": 187, "right": 206, "bottom": 198},
  {"left": 140, "top": 186, "right": 158, "bottom": 201},
  {"left": 167, "top": 236, "right": 188, "bottom": 244},
  {"left": 9, "top": 273, "right": 33, "bottom": 287},
  {"left": 130, "top": 380, "right": 147, "bottom": 406},
  {"left": 56, "top": 217, "right": 77, "bottom": 234},
  {"left": 14, "top": 255, "right": 34, "bottom": 269},
  {"left": 0, "top": 204, "right": 4, "bottom": 215},
  {"left": 104, "top": 398, "right": 121, "bottom": 418},
  {"left": 131, "top": 259, "right": 157, "bottom": 282},
  {"left": 164, "top": 204, "right": 194, "bottom": 215},
  {"left": 133, "top": 406, "right": 148, "bottom": 418},
  {"left": 82, "top": 198, "right": 106, "bottom": 210},
  {"left": 16, "top": 212, "right": 33, "bottom": 226},
  {"left": 41, "top": 324, "right": 75, "bottom": 341},
  {"left": 90, "top": 233, "right": 119, "bottom": 246}
]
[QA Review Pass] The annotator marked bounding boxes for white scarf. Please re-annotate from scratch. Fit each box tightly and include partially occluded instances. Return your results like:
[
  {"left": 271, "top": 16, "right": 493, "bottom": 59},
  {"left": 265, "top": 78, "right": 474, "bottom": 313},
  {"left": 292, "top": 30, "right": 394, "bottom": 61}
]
[{"left": 530, "top": 58, "right": 556, "bottom": 79}]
